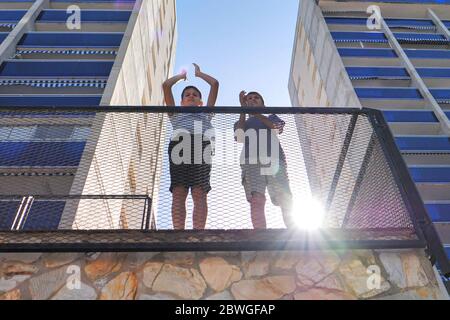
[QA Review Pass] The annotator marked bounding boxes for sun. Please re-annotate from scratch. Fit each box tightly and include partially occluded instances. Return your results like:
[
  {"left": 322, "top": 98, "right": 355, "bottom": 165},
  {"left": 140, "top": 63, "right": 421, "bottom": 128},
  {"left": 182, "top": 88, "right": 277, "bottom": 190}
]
[{"left": 290, "top": 196, "right": 326, "bottom": 230}]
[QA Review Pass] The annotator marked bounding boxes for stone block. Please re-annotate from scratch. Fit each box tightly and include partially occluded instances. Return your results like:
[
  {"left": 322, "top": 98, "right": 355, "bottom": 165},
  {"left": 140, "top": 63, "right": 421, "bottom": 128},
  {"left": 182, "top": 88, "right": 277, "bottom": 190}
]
[
  {"left": 152, "top": 264, "right": 207, "bottom": 299},
  {"left": 52, "top": 282, "right": 97, "bottom": 300},
  {"left": 29, "top": 266, "right": 72, "bottom": 300},
  {"left": 231, "top": 276, "right": 296, "bottom": 300},
  {"left": 199, "top": 257, "right": 242, "bottom": 292},
  {"left": 99, "top": 272, "right": 137, "bottom": 300}
]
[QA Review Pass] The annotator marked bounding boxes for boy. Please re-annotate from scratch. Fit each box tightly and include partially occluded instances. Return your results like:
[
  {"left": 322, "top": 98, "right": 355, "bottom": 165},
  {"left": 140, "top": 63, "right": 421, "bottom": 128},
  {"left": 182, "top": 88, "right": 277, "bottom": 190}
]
[
  {"left": 162, "top": 63, "right": 219, "bottom": 230},
  {"left": 234, "top": 91, "right": 294, "bottom": 229}
]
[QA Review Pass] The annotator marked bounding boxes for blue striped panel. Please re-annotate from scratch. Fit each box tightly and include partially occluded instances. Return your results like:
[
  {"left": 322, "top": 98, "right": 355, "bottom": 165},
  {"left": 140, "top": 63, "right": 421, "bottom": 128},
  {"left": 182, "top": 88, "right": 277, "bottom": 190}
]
[
  {"left": 18, "top": 32, "right": 123, "bottom": 47},
  {"left": 52, "top": 0, "right": 135, "bottom": 2},
  {"left": 382, "top": 110, "right": 440, "bottom": 123},
  {"left": 409, "top": 167, "right": 450, "bottom": 183},
  {"left": 332, "top": 31, "right": 447, "bottom": 43},
  {"left": 347, "top": 67, "right": 409, "bottom": 78},
  {"left": 417, "top": 68, "right": 450, "bottom": 78},
  {"left": 338, "top": 48, "right": 398, "bottom": 58},
  {"left": 338, "top": 48, "right": 450, "bottom": 59},
  {"left": 395, "top": 33, "right": 447, "bottom": 42},
  {"left": 0, "top": 112, "right": 95, "bottom": 118},
  {"left": 350, "top": 0, "right": 450, "bottom": 3},
  {"left": 326, "top": 17, "right": 369, "bottom": 25},
  {"left": 359, "top": 88, "right": 450, "bottom": 100},
  {"left": 425, "top": 203, "right": 450, "bottom": 223},
  {"left": 0, "top": 33, "right": 7, "bottom": 43},
  {"left": 326, "top": 17, "right": 436, "bottom": 28},
  {"left": 37, "top": 10, "right": 132, "bottom": 22},
  {"left": 0, "top": 10, "right": 26, "bottom": 21},
  {"left": 431, "top": 89, "right": 450, "bottom": 101},
  {"left": 348, "top": 67, "right": 450, "bottom": 79},
  {"left": 396, "top": 136, "right": 450, "bottom": 151},
  {"left": 331, "top": 31, "right": 387, "bottom": 42},
  {"left": 405, "top": 49, "right": 450, "bottom": 59},
  {"left": 0, "top": 95, "right": 102, "bottom": 106},
  {"left": 355, "top": 88, "right": 422, "bottom": 99},
  {"left": 0, "top": 201, "right": 20, "bottom": 230},
  {"left": 22, "top": 201, "right": 65, "bottom": 230},
  {"left": 446, "top": 247, "right": 450, "bottom": 260},
  {"left": 0, "top": 61, "right": 114, "bottom": 77},
  {"left": 0, "top": 141, "right": 86, "bottom": 166}
]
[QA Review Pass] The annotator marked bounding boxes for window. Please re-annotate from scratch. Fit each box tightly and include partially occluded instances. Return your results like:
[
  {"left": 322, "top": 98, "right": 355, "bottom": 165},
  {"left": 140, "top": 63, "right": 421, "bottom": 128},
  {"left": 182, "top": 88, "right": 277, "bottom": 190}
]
[
  {"left": 0, "top": 125, "right": 91, "bottom": 141},
  {"left": 0, "top": 199, "right": 65, "bottom": 231},
  {"left": 9, "top": 126, "right": 36, "bottom": 140},
  {"left": 72, "top": 127, "right": 91, "bottom": 140},
  {"left": 35, "top": 126, "right": 74, "bottom": 140},
  {"left": 0, "top": 127, "right": 11, "bottom": 140}
]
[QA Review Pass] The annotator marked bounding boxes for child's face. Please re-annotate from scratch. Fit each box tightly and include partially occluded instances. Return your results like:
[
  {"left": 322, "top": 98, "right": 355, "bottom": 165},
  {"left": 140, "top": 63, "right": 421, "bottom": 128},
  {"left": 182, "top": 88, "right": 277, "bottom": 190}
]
[
  {"left": 246, "top": 93, "right": 264, "bottom": 107},
  {"left": 181, "top": 88, "right": 203, "bottom": 107}
]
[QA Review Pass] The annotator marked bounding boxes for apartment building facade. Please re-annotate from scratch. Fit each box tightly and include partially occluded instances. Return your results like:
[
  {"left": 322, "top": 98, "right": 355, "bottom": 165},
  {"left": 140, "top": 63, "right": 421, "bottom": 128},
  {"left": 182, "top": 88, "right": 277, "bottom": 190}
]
[
  {"left": 289, "top": 0, "right": 450, "bottom": 290},
  {"left": 0, "top": 0, "right": 177, "bottom": 230}
]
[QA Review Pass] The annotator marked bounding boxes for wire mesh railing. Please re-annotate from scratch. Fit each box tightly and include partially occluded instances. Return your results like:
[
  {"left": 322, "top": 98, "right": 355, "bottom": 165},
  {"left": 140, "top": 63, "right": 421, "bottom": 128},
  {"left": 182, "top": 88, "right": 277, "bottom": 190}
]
[{"left": 0, "top": 106, "right": 446, "bottom": 269}]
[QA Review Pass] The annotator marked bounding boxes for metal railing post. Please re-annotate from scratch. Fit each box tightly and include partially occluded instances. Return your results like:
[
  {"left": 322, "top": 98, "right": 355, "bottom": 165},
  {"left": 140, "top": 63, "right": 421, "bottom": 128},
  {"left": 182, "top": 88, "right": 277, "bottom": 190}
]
[
  {"left": 0, "top": 0, "right": 49, "bottom": 65},
  {"left": 380, "top": 16, "right": 450, "bottom": 135},
  {"left": 428, "top": 9, "right": 450, "bottom": 41}
]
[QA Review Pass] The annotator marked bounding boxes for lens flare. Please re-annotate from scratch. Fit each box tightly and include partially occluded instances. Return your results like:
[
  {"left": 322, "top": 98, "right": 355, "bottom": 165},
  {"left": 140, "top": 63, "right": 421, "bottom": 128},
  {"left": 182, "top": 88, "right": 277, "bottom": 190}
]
[{"left": 291, "top": 196, "right": 326, "bottom": 231}]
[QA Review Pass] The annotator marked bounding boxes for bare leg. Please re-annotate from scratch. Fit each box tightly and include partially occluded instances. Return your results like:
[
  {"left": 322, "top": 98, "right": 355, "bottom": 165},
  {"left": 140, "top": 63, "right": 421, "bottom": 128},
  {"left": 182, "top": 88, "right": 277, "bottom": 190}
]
[
  {"left": 192, "top": 186, "right": 208, "bottom": 230},
  {"left": 250, "top": 192, "right": 267, "bottom": 229},
  {"left": 280, "top": 195, "right": 295, "bottom": 229},
  {"left": 172, "top": 186, "right": 188, "bottom": 230}
]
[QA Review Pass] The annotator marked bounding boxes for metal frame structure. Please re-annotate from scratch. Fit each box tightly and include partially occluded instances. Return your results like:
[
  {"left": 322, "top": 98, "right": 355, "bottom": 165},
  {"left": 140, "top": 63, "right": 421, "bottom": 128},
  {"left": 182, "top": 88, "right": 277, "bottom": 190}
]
[
  {"left": 379, "top": 15, "right": 450, "bottom": 135},
  {"left": 0, "top": 106, "right": 447, "bottom": 277}
]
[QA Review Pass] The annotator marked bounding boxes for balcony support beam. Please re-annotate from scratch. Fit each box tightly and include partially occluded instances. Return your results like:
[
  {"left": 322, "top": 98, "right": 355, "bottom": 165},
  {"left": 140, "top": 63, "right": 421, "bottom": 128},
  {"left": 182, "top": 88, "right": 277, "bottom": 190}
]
[
  {"left": 428, "top": 9, "right": 450, "bottom": 41},
  {"left": 380, "top": 16, "right": 450, "bottom": 135},
  {"left": 0, "top": 0, "right": 49, "bottom": 65}
]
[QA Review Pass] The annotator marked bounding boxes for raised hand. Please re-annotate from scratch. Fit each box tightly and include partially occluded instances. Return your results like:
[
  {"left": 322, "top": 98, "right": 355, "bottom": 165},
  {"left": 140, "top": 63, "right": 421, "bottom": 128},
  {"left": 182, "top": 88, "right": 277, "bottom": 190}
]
[
  {"left": 239, "top": 90, "right": 248, "bottom": 107},
  {"left": 193, "top": 63, "right": 201, "bottom": 77},
  {"left": 179, "top": 69, "right": 187, "bottom": 81}
]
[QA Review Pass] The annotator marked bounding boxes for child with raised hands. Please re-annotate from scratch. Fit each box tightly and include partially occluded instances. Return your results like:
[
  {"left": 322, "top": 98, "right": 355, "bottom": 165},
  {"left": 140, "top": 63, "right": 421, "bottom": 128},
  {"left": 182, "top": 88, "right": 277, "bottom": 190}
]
[
  {"left": 162, "top": 63, "right": 219, "bottom": 230},
  {"left": 234, "top": 90, "right": 294, "bottom": 229}
]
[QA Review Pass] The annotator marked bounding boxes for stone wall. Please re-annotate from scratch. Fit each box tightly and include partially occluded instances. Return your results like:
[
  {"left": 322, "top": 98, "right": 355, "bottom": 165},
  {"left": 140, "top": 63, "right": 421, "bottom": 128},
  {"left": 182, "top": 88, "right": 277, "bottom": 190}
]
[{"left": 0, "top": 249, "right": 446, "bottom": 300}]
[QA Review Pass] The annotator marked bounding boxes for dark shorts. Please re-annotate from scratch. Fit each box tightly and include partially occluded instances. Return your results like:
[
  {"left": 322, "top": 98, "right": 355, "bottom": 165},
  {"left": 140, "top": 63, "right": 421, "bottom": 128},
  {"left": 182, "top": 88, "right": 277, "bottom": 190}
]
[
  {"left": 168, "top": 135, "right": 212, "bottom": 193},
  {"left": 241, "top": 162, "right": 292, "bottom": 206}
]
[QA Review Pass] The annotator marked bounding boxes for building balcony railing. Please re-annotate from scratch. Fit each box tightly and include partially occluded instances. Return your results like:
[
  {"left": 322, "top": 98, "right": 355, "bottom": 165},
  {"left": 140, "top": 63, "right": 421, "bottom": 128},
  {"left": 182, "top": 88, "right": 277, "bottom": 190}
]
[
  {"left": 17, "top": 32, "right": 124, "bottom": 47},
  {"left": 36, "top": 9, "right": 132, "bottom": 23},
  {"left": 0, "top": 61, "right": 114, "bottom": 77},
  {"left": 0, "top": 106, "right": 447, "bottom": 276}
]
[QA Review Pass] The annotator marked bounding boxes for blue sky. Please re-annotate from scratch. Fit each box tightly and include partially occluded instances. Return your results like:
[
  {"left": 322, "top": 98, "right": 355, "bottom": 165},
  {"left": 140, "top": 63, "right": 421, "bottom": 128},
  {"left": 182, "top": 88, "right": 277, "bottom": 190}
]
[
  {"left": 171, "top": 0, "right": 299, "bottom": 107},
  {"left": 157, "top": 0, "right": 309, "bottom": 229}
]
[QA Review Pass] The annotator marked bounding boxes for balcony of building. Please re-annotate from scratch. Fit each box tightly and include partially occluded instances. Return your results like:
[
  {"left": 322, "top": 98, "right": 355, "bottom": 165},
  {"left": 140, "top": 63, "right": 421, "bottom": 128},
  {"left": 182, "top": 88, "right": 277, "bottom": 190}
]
[
  {"left": 0, "top": 106, "right": 446, "bottom": 281},
  {"left": 34, "top": 9, "right": 131, "bottom": 32},
  {"left": 49, "top": 0, "right": 136, "bottom": 10}
]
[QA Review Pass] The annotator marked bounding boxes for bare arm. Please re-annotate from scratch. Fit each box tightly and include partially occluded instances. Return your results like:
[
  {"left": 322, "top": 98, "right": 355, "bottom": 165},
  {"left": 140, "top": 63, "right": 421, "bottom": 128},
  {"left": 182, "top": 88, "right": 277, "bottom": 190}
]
[
  {"left": 253, "top": 114, "right": 276, "bottom": 129},
  {"left": 162, "top": 71, "right": 187, "bottom": 106},
  {"left": 194, "top": 63, "right": 219, "bottom": 106},
  {"left": 234, "top": 91, "right": 247, "bottom": 142}
]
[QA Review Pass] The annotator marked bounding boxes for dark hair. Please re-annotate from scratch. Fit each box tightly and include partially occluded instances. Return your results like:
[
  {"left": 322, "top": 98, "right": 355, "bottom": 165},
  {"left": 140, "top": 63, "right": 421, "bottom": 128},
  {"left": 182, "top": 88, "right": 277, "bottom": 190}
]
[
  {"left": 181, "top": 86, "right": 202, "bottom": 99},
  {"left": 247, "top": 91, "right": 265, "bottom": 105}
]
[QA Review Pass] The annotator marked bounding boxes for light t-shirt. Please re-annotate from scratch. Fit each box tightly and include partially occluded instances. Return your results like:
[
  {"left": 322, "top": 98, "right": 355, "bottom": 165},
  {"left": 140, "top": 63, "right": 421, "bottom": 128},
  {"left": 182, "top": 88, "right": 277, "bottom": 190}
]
[{"left": 169, "top": 112, "right": 214, "bottom": 140}]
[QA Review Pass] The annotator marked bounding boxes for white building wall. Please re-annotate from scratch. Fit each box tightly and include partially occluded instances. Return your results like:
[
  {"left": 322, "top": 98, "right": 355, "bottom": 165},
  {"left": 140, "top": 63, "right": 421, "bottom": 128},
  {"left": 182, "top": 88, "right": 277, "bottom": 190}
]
[{"left": 60, "top": 0, "right": 177, "bottom": 229}]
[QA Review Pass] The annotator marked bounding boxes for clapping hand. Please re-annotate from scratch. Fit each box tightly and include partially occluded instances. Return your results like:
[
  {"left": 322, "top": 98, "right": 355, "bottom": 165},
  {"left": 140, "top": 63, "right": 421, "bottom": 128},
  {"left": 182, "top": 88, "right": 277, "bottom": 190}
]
[
  {"left": 193, "top": 63, "right": 201, "bottom": 77},
  {"left": 179, "top": 69, "right": 187, "bottom": 81},
  {"left": 239, "top": 90, "right": 248, "bottom": 107}
]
